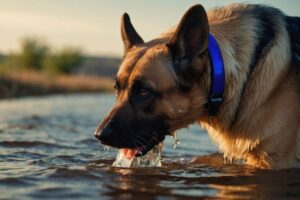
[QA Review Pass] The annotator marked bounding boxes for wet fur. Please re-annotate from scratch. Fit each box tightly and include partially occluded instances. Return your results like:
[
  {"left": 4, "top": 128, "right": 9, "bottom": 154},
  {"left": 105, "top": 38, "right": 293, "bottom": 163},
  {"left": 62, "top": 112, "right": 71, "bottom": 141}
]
[{"left": 98, "top": 4, "right": 300, "bottom": 169}]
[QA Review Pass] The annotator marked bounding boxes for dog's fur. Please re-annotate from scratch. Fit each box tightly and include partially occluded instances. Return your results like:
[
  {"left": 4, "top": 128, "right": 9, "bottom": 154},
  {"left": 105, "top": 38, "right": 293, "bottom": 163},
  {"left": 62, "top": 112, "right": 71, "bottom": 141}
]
[{"left": 95, "top": 4, "right": 300, "bottom": 169}]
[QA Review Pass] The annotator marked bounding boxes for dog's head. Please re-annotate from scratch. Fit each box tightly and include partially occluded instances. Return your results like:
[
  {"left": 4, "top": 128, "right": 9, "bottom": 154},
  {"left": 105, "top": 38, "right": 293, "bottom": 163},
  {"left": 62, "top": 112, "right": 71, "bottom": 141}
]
[{"left": 95, "top": 5, "right": 211, "bottom": 156}]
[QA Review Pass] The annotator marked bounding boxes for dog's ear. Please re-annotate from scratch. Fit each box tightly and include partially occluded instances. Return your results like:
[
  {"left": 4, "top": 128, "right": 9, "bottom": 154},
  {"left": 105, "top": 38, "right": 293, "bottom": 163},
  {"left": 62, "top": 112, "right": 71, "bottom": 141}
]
[
  {"left": 167, "top": 5, "right": 209, "bottom": 89},
  {"left": 168, "top": 4, "right": 209, "bottom": 61},
  {"left": 121, "top": 13, "right": 144, "bottom": 54}
]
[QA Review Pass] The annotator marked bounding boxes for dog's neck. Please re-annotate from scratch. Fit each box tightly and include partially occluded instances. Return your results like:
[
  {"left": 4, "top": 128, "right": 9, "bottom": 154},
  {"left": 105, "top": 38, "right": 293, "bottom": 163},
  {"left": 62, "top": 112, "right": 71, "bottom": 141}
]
[
  {"left": 204, "top": 9, "right": 291, "bottom": 133},
  {"left": 204, "top": 28, "right": 244, "bottom": 131}
]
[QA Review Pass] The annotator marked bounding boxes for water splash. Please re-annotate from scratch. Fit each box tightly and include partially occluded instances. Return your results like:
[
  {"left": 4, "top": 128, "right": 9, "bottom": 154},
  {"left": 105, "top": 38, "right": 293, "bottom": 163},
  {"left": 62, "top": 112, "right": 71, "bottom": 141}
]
[
  {"left": 113, "top": 143, "right": 163, "bottom": 168},
  {"left": 131, "top": 143, "right": 162, "bottom": 167},
  {"left": 112, "top": 150, "right": 135, "bottom": 168}
]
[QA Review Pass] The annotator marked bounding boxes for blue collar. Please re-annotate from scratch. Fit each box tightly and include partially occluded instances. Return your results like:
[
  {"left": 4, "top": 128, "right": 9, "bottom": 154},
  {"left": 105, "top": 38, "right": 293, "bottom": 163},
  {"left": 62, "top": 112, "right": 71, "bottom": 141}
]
[{"left": 206, "top": 33, "right": 225, "bottom": 116}]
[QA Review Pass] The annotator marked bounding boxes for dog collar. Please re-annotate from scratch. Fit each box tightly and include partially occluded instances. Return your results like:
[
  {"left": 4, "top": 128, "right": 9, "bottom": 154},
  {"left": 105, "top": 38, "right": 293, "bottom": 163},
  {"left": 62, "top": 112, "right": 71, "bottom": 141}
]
[{"left": 206, "top": 33, "right": 225, "bottom": 116}]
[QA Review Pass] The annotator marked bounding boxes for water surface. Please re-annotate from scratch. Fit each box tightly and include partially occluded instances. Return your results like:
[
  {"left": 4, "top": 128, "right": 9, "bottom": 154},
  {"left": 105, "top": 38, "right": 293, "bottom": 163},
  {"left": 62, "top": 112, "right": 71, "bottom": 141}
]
[{"left": 0, "top": 94, "right": 299, "bottom": 199}]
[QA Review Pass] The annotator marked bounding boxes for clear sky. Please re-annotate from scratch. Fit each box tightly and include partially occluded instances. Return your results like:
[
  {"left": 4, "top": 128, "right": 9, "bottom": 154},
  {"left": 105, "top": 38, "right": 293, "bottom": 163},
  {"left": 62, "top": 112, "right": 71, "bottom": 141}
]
[{"left": 0, "top": 0, "right": 299, "bottom": 56}]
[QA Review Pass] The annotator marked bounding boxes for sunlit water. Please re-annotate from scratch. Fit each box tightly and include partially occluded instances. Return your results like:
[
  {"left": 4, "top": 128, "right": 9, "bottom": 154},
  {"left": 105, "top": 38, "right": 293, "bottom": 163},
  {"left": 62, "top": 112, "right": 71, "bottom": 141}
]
[{"left": 0, "top": 94, "right": 299, "bottom": 199}]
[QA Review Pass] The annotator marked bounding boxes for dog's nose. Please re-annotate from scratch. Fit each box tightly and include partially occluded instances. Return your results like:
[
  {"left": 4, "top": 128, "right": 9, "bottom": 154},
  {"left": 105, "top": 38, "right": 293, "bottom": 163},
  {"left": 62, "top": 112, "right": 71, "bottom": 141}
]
[
  {"left": 94, "top": 129, "right": 101, "bottom": 139},
  {"left": 94, "top": 127, "right": 113, "bottom": 143}
]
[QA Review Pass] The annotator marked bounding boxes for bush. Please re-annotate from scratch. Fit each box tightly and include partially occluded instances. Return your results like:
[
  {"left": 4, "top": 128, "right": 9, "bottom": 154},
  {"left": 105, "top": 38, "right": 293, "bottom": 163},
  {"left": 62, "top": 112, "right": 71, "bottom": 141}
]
[
  {"left": 0, "top": 54, "right": 19, "bottom": 71},
  {"left": 17, "top": 38, "right": 49, "bottom": 70},
  {"left": 0, "top": 37, "right": 83, "bottom": 75},
  {"left": 43, "top": 48, "right": 83, "bottom": 75}
]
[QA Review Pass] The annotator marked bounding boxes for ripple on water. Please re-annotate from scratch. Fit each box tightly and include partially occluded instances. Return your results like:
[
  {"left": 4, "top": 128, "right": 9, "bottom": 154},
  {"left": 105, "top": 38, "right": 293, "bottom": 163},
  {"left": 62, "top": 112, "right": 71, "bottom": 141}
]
[
  {"left": 0, "top": 141, "right": 67, "bottom": 148},
  {"left": 44, "top": 167, "right": 101, "bottom": 180},
  {"left": 0, "top": 94, "right": 300, "bottom": 200},
  {"left": 0, "top": 177, "right": 33, "bottom": 186}
]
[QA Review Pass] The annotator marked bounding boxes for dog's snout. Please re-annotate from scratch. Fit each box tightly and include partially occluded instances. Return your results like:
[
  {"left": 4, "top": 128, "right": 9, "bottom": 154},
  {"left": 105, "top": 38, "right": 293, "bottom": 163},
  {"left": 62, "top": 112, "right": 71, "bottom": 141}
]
[
  {"left": 94, "top": 113, "right": 115, "bottom": 140},
  {"left": 94, "top": 122, "right": 114, "bottom": 144},
  {"left": 94, "top": 129, "right": 102, "bottom": 139}
]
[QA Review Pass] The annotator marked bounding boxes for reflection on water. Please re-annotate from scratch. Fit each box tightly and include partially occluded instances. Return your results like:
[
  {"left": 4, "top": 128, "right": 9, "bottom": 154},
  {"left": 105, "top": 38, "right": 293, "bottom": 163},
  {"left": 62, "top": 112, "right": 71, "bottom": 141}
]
[{"left": 0, "top": 94, "right": 299, "bottom": 199}]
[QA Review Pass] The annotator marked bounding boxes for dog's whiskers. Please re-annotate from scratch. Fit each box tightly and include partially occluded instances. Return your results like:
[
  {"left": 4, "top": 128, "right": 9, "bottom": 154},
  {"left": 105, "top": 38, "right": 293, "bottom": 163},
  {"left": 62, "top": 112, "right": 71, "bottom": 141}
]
[
  {"left": 135, "top": 135, "right": 147, "bottom": 143},
  {"left": 131, "top": 137, "right": 147, "bottom": 152},
  {"left": 137, "top": 132, "right": 160, "bottom": 143}
]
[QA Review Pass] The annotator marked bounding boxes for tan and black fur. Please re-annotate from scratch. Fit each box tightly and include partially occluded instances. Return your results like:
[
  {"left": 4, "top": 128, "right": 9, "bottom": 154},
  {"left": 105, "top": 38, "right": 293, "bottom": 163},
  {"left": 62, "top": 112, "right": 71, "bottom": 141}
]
[{"left": 95, "top": 4, "right": 300, "bottom": 169}]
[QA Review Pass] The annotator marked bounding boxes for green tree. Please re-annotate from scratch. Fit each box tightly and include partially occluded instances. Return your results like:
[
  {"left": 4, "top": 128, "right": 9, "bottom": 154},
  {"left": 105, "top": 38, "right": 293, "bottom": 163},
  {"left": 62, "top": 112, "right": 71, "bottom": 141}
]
[
  {"left": 18, "top": 37, "right": 49, "bottom": 69},
  {"left": 43, "top": 47, "right": 83, "bottom": 75}
]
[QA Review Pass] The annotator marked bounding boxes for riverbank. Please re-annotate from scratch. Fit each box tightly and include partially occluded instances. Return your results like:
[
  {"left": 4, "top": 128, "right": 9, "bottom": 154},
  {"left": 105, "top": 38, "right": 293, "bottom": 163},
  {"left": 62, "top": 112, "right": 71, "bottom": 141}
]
[{"left": 0, "top": 70, "right": 114, "bottom": 98}]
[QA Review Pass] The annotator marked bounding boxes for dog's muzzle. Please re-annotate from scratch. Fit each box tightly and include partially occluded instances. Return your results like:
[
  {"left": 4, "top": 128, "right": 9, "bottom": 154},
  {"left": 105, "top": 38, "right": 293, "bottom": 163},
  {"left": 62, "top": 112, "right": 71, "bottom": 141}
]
[{"left": 94, "top": 121, "right": 114, "bottom": 145}]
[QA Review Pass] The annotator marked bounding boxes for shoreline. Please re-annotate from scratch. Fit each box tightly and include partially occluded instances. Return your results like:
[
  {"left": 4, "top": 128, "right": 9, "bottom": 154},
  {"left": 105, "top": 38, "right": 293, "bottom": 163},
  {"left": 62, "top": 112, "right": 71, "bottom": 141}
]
[
  {"left": 0, "top": 92, "right": 112, "bottom": 101},
  {"left": 0, "top": 70, "right": 114, "bottom": 99}
]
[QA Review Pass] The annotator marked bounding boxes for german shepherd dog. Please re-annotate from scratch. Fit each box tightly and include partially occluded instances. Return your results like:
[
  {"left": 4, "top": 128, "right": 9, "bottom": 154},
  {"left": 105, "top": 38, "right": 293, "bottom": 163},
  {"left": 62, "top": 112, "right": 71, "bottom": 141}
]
[{"left": 95, "top": 4, "right": 300, "bottom": 169}]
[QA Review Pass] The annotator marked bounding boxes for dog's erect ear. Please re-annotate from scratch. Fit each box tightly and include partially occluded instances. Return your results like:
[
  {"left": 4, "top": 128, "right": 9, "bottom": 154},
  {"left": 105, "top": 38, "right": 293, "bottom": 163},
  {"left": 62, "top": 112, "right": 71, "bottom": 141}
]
[
  {"left": 168, "top": 4, "right": 209, "bottom": 60},
  {"left": 167, "top": 5, "right": 209, "bottom": 88},
  {"left": 121, "top": 13, "right": 144, "bottom": 54}
]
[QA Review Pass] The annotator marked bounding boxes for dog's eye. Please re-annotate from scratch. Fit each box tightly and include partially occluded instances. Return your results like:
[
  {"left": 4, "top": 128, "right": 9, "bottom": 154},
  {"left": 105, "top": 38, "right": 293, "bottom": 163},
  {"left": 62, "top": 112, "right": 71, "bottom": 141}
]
[
  {"left": 114, "top": 84, "right": 118, "bottom": 91},
  {"left": 114, "top": 85, "right": 118, "bottom": 95},
  {"left": 130, "top": 80, "right": 155, "bottom": 102},
  {"left": 139, "top": 88, "right": 150, "bottom": 96},
  {"left": 135, "top": 88, "right": 153, "bottom": 100}
]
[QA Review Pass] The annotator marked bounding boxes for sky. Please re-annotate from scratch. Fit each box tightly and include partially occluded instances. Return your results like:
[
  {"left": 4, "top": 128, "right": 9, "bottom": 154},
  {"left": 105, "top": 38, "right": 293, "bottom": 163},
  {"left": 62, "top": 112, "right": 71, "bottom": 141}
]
[{"left": 0, "top": 0, "right": 299, "bottom": 57}]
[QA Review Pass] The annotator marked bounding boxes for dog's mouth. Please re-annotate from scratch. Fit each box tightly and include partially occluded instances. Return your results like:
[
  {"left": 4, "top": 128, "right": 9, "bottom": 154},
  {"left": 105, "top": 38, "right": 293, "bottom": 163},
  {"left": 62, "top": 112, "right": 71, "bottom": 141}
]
[
  {"left": 99, "top": 133, "right": 165, "bottom": 158},
  {"left": 113, "top": 138, "right": 164, "bottom": 167},
  {"left": 125, "top": 135, "right": 165, "bottom": 158},
  {"left": 119, "top": 148, "right": 141, "bottom": 160}
]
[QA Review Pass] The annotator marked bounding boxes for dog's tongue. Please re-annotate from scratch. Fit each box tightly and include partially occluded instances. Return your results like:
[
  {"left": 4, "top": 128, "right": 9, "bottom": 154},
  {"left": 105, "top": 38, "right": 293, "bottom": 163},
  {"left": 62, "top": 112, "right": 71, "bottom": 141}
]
[
  {"left": 113, "top": 148, "right": 141, "bottom": 167},
  {"left": 121, "top": 148, "right": 140, "bottom": 160}
]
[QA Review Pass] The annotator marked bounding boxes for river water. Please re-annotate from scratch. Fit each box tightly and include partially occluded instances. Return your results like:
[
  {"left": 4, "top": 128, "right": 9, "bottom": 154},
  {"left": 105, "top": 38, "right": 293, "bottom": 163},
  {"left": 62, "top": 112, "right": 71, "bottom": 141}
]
[{"left": 0, "top": 94, "right": 299, "bottom": 199}]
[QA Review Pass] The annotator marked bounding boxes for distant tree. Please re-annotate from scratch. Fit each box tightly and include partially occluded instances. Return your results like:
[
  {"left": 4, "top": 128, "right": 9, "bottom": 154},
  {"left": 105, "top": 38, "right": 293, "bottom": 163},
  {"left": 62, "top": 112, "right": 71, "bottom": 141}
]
[
  {"left": 43, "top": 47, "right": 83, "bottom": 75},
  {"left": 0, "top": 37, "right": 84, "bottom": 75},
  {"left": 18, "top": 37, "right": 49, "bottom": 69},
  {"left": 0, "top": 54, "right": 19, "bottom": 70}
]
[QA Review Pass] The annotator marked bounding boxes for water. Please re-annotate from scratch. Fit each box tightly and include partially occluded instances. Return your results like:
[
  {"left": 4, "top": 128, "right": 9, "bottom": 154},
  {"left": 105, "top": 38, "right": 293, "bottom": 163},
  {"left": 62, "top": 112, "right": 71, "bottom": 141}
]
[
  {"left": 0, "top": 94, "right": 299, "bottom": 199},
  {"left": 113, "top": 143, "right": 163, "bottom": 168}
]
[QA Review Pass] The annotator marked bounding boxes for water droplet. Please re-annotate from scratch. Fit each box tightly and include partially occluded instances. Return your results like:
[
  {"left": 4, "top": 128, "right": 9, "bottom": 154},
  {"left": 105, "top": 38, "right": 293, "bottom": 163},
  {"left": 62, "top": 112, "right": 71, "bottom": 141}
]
[
  {"left": 172, "top": 132, "right": 180, "bottom": 149},
  {"left": 103, "top": 145, "right": 110, "bottom": 151},
  {"left": 173, "top": 139, "right": 180, "bottom": 149}
]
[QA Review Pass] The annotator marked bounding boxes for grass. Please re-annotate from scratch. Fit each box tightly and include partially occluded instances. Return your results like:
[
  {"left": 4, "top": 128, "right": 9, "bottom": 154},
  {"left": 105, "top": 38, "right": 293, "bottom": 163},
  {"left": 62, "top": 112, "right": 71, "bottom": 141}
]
[{"left": 0, "top": 69, "right": 114, "bottom": 98}]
